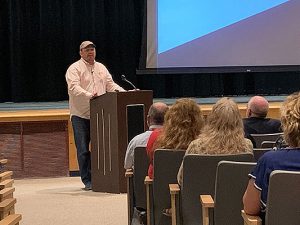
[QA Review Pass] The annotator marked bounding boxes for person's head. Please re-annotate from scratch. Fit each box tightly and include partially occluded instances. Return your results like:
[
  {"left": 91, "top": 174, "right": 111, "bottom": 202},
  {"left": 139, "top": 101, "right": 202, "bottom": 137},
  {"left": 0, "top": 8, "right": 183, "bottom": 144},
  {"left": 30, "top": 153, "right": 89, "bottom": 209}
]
[
  {"left": 200, "top": 97, "right": 251, "bottom": 153},
  {"left": 207, "top": 97, "right": 243, "bottom": 131},
  {"left": 154, "top": 98, "right": 204, "bottom": 150},
  {"left": 281, "top": 92, "right": 300, "bottom": 148},
  {"left": 147, "top": 102, "right": 169, "bottom": 127},
  {"left": 246, "top": 96, "right": 269, "bottom": 118},
  {"left": 79, "top": 41, "right": 96, "bottom": 65}
]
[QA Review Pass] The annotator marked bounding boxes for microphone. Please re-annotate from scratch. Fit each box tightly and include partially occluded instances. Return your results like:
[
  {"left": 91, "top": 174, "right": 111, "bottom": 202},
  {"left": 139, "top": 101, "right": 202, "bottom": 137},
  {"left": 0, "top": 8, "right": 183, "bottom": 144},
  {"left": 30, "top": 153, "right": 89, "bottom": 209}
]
[{"left": 121, "top": 74, "right": 137, "bottom": 90}]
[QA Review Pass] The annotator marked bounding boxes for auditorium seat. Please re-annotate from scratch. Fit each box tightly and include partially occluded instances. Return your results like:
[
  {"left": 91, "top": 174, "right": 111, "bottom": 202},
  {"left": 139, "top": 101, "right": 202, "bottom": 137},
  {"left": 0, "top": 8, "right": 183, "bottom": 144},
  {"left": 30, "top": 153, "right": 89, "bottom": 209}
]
[
  {"left": 200, "top": 161, "right": 256, "bottom": 225},
  {"left": 0, "top": 172, "right": 13, "bottom": 183},
  {"left": 145, "top": 149, "right": 185, "bottom": 225},
  {"left": 0, "top": 188, "right": 15, "bottom": 202},
  {"left": 0, "top": 160, "right": 22, "bottom": 225},
  {"left": 169, "top": 153, "right": 254, "bottom": 225},
  {"left": 260, "top": 141, "right": 276, "bottom": 148},
  {"left": 125, "top": 147, "right": 148, "bottom": 225},
  {"left": 0, "top": 198, "right": 16, "bottom": 220},
  {"left": 0, "top": 180, "right": 14, "bottom": 191},
  {"left": 0, "top": 214, "right": 22, "bottom": 225},
  {"left": 249, "top": 133, "right": 283, "bottom": 148},
  {"left": 242, "top": 170, "right": 300, "bottom": 225}
]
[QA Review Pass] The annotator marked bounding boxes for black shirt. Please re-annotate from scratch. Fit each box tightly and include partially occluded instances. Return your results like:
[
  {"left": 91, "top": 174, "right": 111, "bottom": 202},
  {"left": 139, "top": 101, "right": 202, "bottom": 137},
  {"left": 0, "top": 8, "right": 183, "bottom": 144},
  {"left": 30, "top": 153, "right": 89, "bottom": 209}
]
[{"left": 243, "top": 117, "right": 282, "bottom": 147}]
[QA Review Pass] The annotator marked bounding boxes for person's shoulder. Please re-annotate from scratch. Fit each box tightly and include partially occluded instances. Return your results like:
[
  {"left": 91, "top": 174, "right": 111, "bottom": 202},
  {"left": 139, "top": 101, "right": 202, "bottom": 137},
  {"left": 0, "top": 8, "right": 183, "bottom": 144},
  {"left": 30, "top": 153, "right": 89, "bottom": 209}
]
[
  {"left": 243, "top": 117, "right": 251, "bottom": 122},
  {"left": 243, "top": 117, "right": 256, "bottom": 126},
  {"left": 67, "top": 59, "right": 82, "bottom": 69},
  {"left": 95, "top": 62, "right": 107, "bottom": 69},
  {"left": 150, "top": 128, "right": 162, "bottom": 137},
  {"left": 187, "top": 138, "right": 204, "bottom": 153},
  {"left": 265, "top": 118, "right": 282, "bottom": 130},
  {"left": 189, "top": 138, "right": 202, "bottom": 146},
  {"left": 242, "top": 117, "right": 251, "bottom": 124},
  {"left": 131, "top": 130, "right": 152, "bottom": 140},
  {"left": 259, "top": 149, "right": 286, "bottom": 163},
  {"left": 265, "top": 118, "right": 281, "bottom": 124}
]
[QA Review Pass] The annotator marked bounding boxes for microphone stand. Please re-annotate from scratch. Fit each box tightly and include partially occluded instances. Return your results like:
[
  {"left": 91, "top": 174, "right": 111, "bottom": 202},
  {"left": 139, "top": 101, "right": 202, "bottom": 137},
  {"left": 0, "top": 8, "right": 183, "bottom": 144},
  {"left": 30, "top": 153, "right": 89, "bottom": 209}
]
[{"left": 121, "top": 75, "right": 137, "bottom": 90}]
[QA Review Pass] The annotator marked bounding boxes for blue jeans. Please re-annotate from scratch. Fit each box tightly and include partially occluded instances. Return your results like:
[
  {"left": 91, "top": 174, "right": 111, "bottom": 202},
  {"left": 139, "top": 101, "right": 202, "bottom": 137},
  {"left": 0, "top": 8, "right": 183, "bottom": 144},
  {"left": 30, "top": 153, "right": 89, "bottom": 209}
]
[{"left": 71, "top": 115, "right": 91, "bottom": 186}]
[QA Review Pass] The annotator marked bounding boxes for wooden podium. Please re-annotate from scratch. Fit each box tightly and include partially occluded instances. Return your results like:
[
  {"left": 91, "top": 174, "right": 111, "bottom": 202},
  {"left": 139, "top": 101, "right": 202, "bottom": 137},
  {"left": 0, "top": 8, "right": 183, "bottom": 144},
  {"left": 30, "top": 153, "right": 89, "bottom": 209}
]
[{"left": 90, "top": 90, "right": 153, "bottom": 193}]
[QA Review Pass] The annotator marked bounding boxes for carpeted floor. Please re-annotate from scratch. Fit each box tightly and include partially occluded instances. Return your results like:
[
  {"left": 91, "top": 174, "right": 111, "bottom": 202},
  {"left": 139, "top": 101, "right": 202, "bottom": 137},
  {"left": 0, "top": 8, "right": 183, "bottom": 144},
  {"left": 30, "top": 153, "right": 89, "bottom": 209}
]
[{"left": 14, "top": 177, "right": 128, "bottom": 225}]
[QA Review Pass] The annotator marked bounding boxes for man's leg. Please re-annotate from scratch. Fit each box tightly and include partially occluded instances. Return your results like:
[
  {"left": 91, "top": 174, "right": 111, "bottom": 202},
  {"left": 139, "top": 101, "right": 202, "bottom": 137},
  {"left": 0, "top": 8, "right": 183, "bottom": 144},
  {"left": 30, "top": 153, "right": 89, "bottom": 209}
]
[{"left": 71, "top": 116, "right": 91, "bottom": 188}]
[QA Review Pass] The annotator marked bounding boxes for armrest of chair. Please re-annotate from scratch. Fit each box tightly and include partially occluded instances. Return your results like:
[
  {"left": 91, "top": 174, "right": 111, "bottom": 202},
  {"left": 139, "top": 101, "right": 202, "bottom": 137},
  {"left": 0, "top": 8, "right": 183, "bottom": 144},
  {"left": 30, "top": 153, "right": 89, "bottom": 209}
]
[
  {"left": 0, "top": 214, "right": 22, "bottom": 225},
  {"left": 241, "top": 210, "right": 262, "bottom": 225},
  {"left": 144, "top": 176, "right": 153, "bottom": 225},
  {"left": 0, "top": 159, "right": 8, "bottom": 167},
  {"left": 144, "top": 176, "right": 153, "bottom": 185},
  {"left": 0, "top": 172, "right": 13, "bottom": 183},
  {"left": 0, "top": 180, "right": 14, "bottom": 191},
  {"left": 0, "top": 198, "right": 16, "bottom": 220},
  {"left": 169, "top": 184, "right": 180, "bottom": 225},
  {"left": 200, "top": 195, "right": 215, "bottom": 225},
  {"left": 0, "top": 187, "right": 15, "bottom": 202},
  {"left": 125, "top": 168, "right": 134, "bottom": 225},
  {"left": 125, "top": 168, "right": 133, "bottom": 178}
]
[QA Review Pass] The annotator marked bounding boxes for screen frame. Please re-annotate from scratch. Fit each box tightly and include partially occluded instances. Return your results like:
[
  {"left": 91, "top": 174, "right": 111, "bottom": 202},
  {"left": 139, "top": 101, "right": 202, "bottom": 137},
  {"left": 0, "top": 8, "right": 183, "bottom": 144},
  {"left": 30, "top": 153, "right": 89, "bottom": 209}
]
[{"left": 142, "top": 0, "right": 300, "bottom": 74}]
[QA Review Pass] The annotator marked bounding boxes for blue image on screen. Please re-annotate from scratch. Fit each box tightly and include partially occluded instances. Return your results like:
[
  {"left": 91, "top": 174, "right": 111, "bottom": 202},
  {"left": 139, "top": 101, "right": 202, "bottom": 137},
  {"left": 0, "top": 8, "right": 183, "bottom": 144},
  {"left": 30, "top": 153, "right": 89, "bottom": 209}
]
[{"left": 158, "top": 0, "right": 289, "bottom": 53}]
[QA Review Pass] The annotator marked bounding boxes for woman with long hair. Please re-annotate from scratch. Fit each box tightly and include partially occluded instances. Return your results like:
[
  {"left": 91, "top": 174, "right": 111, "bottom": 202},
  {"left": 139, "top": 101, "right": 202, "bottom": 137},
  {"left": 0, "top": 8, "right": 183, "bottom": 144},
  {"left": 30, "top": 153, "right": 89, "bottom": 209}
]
[
  {"left": 177, "top": 97, "right": 253, "bottom": 185},
  {"left": 147, "top": 98, "right": 204, "bottom": 179}
]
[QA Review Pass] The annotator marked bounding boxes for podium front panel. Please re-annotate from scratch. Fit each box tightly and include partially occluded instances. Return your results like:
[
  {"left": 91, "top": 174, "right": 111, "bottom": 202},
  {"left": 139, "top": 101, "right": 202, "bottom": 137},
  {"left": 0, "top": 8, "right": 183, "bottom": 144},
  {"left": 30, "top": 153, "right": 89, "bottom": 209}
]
[{"left": 90, "top": 91, "right": 152, "bottom": 193}]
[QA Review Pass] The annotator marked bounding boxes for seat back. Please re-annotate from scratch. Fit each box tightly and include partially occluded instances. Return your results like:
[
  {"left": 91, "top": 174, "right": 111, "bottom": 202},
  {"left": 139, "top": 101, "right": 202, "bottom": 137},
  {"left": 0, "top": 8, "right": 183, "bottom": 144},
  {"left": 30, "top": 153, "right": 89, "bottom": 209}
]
[
  {"left": 266, "top": 170, "right": 300, "bottom": 225},
  {"left": 181, "top": 153, "right": 254, "bottom": 225},
  {"left": 133, "top": 147, "right": 149, "bottom": 210},
  {"left": 261, "top": 141, "right": 276, "bottom": 149},
  {"left": 153, "top": 149, "right": 185, "bottom": 225},
  {"left": 253, "top": 148, "right": 273, "bottom": 161},
  {"left": 214, "top": 161, "right": 256, "bottom": 225},
  {"left": 250, "top": 133, "right": 283, "bottom": 148}
]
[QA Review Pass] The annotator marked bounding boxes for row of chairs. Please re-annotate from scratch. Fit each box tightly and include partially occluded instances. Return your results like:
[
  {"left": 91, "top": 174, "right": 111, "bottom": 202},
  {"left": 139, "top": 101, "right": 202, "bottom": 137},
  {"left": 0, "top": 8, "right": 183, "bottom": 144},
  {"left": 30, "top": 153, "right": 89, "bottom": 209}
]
[
  {"left": 126, "top": 147, "right": 255, "bottom": 225},
  {"left": 0, "top": 159, "right": 22, "bottom": 225},
  {"left": 126, "top": 146, "right": 300, "bottom": 225}
]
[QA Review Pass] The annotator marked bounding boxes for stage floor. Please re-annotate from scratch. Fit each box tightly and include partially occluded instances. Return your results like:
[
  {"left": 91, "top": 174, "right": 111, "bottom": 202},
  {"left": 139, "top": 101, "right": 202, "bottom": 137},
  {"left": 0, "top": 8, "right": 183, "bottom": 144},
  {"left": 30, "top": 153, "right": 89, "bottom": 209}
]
[{"left": 0, "top": 95, "right": 287, "bottom": 111}]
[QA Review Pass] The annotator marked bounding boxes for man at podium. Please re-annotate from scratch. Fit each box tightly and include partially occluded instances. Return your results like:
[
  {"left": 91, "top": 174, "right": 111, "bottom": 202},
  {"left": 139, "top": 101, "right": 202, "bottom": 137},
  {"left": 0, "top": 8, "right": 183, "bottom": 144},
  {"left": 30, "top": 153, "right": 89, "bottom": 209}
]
[{"left": 65, "top": 40, "right": 125, "bottom": 190}]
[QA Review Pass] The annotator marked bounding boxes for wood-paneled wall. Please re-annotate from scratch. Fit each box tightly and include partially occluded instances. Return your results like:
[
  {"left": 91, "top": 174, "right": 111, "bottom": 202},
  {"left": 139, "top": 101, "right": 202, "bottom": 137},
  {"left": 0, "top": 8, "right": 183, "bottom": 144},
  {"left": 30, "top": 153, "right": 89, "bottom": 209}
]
[{"left": 0, "top": 102, "right": 282, "bottom": 176}]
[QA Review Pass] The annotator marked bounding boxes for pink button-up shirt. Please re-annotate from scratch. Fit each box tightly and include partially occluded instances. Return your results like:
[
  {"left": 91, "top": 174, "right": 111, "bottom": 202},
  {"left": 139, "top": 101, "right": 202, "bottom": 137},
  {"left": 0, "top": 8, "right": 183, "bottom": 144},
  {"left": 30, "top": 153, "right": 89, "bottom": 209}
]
[{"left": 66, "top": 58, "right": 125, "bottom": 119}]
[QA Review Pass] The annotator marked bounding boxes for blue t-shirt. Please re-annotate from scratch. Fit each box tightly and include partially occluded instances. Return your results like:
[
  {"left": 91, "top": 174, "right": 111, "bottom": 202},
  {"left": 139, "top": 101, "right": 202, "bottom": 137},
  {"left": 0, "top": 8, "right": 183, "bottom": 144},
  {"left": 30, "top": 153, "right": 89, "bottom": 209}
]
[{"left": 249, "top": 148, "right": 300, "bottom": 210}]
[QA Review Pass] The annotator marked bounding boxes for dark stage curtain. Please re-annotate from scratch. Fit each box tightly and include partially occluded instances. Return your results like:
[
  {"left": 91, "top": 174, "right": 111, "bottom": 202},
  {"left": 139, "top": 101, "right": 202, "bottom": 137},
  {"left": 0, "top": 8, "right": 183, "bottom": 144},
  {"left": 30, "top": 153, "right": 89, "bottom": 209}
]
[
  {"left": 0, "top": 0, "right": 144, "bottom": 102},
  {"left": 136, "top": 71, "right": 300, "bottom": 98},
  {"left": 1, "top": 0, "right": 299, "bottom": 102}
]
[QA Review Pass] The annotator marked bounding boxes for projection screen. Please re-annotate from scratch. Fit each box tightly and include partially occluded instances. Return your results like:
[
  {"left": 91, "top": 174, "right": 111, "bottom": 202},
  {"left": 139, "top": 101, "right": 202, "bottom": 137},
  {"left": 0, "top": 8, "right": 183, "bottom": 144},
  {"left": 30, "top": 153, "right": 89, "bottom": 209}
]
[{"left": 146, "top": 0, "right": 300, "bottom": 72}]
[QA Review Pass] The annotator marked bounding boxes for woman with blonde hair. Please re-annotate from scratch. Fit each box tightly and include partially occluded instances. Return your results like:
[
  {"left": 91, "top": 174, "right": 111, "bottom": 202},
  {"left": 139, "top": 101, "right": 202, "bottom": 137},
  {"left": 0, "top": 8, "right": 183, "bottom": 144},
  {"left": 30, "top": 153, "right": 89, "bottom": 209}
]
[
  {"left": 177, "top": 97, "right": 253, "bottom": 185},
  {"left": 243, "top": 92, "right": 300, "bottom": 220},
  {"left": 147, "top": 98, "right": 204, "bottom": 179}
]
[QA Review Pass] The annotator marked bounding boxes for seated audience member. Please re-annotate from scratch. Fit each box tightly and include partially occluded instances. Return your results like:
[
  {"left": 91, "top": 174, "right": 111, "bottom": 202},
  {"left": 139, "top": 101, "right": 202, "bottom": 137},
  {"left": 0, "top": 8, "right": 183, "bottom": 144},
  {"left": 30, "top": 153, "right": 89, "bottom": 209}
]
[
  {"left": 124, "top": 102, "right": 168, "bottom": 169},
  {"left": 147, "top": 98, "right": 204, "bottom": 179},
  {"left": 243, "top": 92, "right": 300, "bottom": 219},
  {"left": 243, "top": 96, "right": 282, "bottom": 146},
  {"left": 177, "top": 97, "right": 253, "bottom": 186}
]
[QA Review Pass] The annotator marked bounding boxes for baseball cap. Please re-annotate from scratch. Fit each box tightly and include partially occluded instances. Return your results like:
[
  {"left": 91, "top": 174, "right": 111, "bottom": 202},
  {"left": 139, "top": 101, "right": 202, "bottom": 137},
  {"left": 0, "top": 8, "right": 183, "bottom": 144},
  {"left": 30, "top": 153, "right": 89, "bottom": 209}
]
[{"left": 80, "top": 41, "right": 96, "bottom": 50}]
